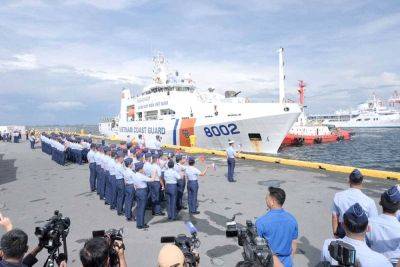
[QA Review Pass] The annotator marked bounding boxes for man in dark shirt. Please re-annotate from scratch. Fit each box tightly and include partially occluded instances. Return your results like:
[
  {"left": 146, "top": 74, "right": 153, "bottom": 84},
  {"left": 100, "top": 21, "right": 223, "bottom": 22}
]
[{"left": 0, "top": 213, "right": 43, "bottom": 267}]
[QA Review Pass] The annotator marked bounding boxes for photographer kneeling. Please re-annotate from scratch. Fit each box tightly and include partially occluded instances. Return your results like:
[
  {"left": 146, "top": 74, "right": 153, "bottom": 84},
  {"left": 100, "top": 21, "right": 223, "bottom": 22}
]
[
  {"left": 321, "top": 203, "right": 392, "bottom": 266},
  {"left": 80, "top": 237, "right": 126, "bottom": 267}
]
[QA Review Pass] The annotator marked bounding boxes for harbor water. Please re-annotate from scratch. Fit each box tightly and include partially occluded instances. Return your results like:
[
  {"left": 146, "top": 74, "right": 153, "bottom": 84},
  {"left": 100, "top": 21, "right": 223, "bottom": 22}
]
[
  {"left": 31, "top": 125, "right": 400, "bottom": 172},
  {"left": 280, "top": 128, "right": 400, "bottom": 172}
]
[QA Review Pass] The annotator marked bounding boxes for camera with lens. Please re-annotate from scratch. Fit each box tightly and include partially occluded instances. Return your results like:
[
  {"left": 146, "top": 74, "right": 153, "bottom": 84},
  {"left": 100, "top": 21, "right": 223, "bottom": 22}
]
[
  {"left": 328, "top": 240, "right": 356, "bottom": 267},
  {"left": 92, "top": 228, "right": 124, "bottom": 267},
  {"left": 35, "top": 210, "right": 70, "bottom": 266},
  {"left": 160, "top": 221, "right": 200, "bottom": 267},
  {"left": 226, "top": 217, "right": 273, "bottom": 267}
]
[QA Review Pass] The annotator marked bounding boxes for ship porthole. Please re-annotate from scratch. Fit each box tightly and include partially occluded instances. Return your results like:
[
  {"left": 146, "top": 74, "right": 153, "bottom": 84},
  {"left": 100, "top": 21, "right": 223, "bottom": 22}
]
[{"left": 284, "top": 107, "right": 290, "bottom": 112}]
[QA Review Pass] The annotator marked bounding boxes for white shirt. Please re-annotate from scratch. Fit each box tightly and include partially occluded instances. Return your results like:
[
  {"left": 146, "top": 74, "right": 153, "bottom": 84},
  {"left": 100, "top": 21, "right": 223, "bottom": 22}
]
[
  {"left": 332, "top": 188, "right": 378, "bottom": 222},
  {"left": 87, "top": 150, "right": 95, "bottom": 163},
  {"left": 321, "top": 236, "right": 392, "bottom": 267},
  {"left": 164, "top": 168, "right": 180, "bottom": 184},
  {"left": 366, "top": 214, "right": 400, "bottom": 261},
  {"left": 185, "top": 166, "right": 201, "bottom": 181}
]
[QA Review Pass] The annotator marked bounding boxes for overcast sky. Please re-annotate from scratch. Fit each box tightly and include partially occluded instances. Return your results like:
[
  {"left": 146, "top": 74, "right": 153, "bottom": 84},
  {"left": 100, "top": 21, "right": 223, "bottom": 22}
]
[{"left": 0, "top": 0, "right": 399, "bottom": 125}]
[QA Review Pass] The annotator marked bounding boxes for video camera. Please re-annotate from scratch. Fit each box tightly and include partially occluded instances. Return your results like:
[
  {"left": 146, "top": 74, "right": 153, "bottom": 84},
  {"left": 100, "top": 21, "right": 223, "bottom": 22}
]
[
  {"left": 92, "top": 228, "right": 124, "bottom": 267},
  {"left": 226, "top": 216, "right": 273, "bottom": 267},
  {"left": 161, "top": 221, "right": 200, "bottom": 267},
  {"left": 35, "top": 210, "right": 70, "bottom": 267},
  {"left": 328, "top": 240, "right": 356, "bottom": 267}
]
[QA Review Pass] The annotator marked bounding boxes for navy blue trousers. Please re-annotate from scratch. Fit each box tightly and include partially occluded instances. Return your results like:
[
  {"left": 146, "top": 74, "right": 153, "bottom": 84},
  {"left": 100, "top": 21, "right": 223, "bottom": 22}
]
[
  {"left": 188, "top": 180, "right": 199, "bottom": 213},
  {"left": 30, "top": 140, "right": 35, "bottom": 149},
  {"left": 105, "top": 171, "right": 112, "bottom": 204},
  {"left": 89, "top": 163, "right": 96, "bottom": 191},
  {"left": 166, "top": 184, "right": 178, "bottom": 220},
  {"left": 149, "top": 181, "right": 161, "bottom": 214},
  {"left": 99, "top": 169, "right": 106, "bottom": 199},
  {"left": 96, "top": 166, "right": 101, "bottom": 195},
  {"left": 115, "top": 179, "right": 125, "bottom": 214},
  {"left": 227, "top": 158, "right": 235, "bottom": 181},
  {"left": 110, "top": 175, "right": 117, "bottom": 209},
  {"left": 124, "top": 184, "right": 136, "bottom": 220},
  {"left": 176, "top": 178, "right": 186, "bottom": 210},
  {"left": 135, "top": 188, "right": 148, "bottom": 227}
]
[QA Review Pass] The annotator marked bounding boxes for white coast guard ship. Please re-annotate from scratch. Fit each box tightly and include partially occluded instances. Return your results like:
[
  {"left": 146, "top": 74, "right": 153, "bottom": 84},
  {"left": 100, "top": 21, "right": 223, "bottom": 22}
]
[
  {"left": 99, "top": 49, "right": 301, "bottom": 154},
  {"left": 311, "top": 92, "right": 400, "bottom": 128}
]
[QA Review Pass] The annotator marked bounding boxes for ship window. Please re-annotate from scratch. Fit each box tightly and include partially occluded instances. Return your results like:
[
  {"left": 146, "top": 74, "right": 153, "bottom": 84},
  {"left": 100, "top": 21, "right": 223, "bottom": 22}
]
[
  {"left": 248, "top": 133, "right": 262, "bottom": 141},
  {"left": 364, "top": 118, "right": 370, "bottom": 121},
  {"left": 145, "top": 110, "right": 158, "bottom": 120},
  {"left": 356, "top": 119, "right": 362, "bottom": 121},
  {"left": 137, "top": 112, "right": 142, "bottom": 121},
  {"left": 160, "top": 109, "right": 175, "bottom": 115}
]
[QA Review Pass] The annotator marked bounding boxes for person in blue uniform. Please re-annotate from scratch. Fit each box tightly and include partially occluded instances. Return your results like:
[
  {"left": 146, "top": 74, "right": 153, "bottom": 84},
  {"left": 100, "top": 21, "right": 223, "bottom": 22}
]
[
  {"left": 149, "top": 154, "right": 165, "bottom": 216},
  {"left": 322, "top": 203, "right": 392, "bottom": 267},
  {"left": 331, "top": 169, "right": 378, "bottom": 238},
  {"left": 185, "top": 157, "right": 209, "bottom": 215},
  {"left": 163, "top": 160, "right": 180, "bottom": 220},
  {"left": 175, "top": 155, "right": 187, "bottom": 211},
  {"left": 87, "top": 144, "right": 96, "bottom": 191},
  {"left": 256, "top": 187, "right": 298, "bottom": 267},
  {"left": 366, "top": 185, "right": 400, "bottom": 263},
  {"left": 123, "top": 157, "right": 136, "bottom": 221},
  {"left": 133, "top": 162, "right": 154, "bottom": 229},
  {"left": 114, "top": 151, "right": 126, "bottom": 215},
  {"left": 226, "top": 140, "right": 238, "bottom": 182}
]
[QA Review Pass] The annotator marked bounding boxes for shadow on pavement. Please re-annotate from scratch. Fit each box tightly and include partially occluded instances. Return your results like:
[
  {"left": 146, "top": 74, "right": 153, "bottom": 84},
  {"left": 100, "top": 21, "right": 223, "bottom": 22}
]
[{"left": 0, "top": 154, "right": 17, "bottom": 185}]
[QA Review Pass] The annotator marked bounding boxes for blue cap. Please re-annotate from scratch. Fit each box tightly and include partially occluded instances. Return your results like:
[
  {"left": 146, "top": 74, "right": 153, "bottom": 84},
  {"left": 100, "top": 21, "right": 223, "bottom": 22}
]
[
  {"left": 349, "top": 169, "right": 363, "bottom": 183},
  {"left": 145, "top": 152, "right": 152, "bottom": 159},
  {"left": 136, "top": 152, "right": 143, "bottom": 160},
  {"left": 384, "top": 185, "right": 400, "bottom": 203},
  {"left": 134, "top": 162, "right": 144, "bottom": 172},
  {"left": 116, "top": 150, "right": 124, "bottom": 158},
  {"left": 344, "top": 203, "right": 368, "bottom": 225},
  {"left": 176, "top": 154, "right": 183, "bottom": 161},
  {"left": 103, "top": 146, "right": 110, "bottom": 153},
  {"left": 188, "top": 156, "right": 195, "bottom": 164},
  {"left": 124, "top": 157, "right": 133, "bottom": 167},
  {"left": 129, "top": 147, "right": 136, "bottom": 154}
]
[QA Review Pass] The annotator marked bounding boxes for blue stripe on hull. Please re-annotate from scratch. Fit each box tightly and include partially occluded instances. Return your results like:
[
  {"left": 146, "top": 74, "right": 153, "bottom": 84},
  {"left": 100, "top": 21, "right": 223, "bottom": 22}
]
[{"left": 173, "top": 119, "right": 179, "bottom": 145}]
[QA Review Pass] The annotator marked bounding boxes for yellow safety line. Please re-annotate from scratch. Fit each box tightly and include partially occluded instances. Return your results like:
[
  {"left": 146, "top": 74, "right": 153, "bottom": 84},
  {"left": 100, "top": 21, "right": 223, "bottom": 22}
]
[{"left": 44, "top": 131, "right": 400, "bottom": 180}]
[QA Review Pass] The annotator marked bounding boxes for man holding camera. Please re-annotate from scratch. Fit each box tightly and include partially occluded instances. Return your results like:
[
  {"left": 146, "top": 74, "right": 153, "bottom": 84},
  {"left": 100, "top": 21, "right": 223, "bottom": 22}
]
[
  {"left": 80, "top": 237, "right": 126, "bottom": 267},
  {"left": 0, "top": 213, "right": 49, "bottom": 267},
  {"left": 366, "top": 185, "right": 400, "bottom": 263},
  {"left": 255, "top": 187, "right": 298, "bottom": 267},
  {"left": 321, "top": 203, "right": 391, "bottom": 266},
  {"left": 331, "top": 169, "right": 378, "bottom": 238}
]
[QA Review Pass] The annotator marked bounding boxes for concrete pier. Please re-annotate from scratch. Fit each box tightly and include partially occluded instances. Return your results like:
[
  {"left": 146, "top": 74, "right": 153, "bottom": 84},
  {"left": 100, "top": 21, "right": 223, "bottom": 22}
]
[{"left": 0, "top": 141, "right": 397, "bottom": 266}]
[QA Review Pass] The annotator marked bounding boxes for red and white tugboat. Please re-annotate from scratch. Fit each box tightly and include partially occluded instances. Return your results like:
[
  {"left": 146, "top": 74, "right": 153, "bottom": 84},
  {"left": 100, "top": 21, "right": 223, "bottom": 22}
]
[{"left": 282, "top": 81, "right": 351, "bottom": 146}]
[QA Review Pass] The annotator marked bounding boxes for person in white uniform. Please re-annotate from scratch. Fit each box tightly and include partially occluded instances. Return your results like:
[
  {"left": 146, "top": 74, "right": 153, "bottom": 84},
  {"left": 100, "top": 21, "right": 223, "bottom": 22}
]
[
  {"left": 366, "top": 185, "right": 400, "bottom": 264},
  {"left": 321, "top": 203, "right": 392, "bottom": 267},
  {"left": 331, "top": 169, "right": 378, "bottom": 238}
]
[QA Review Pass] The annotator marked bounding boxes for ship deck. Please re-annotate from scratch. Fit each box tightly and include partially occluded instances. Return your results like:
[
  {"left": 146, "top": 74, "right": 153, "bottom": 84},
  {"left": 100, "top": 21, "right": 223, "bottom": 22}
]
[{"left": 0, "top": 140, "right": 397, "bottom": 266}]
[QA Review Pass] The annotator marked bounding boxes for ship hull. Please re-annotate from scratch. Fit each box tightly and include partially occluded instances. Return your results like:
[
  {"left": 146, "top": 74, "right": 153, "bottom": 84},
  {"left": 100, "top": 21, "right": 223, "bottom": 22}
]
[{"left": 99, "top": 111, "right": 300, "bottom": 154}]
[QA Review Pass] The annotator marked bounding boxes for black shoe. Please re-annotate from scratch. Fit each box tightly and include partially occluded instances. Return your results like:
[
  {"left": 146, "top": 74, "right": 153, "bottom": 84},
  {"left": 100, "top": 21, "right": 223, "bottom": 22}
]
[
  {"left": 182, "top": 206, "right": 188, "bottom": 210},
  {"left": 126, "top": 218, "right": 134, "bottom": 222},
  {"left": 110, "top": 207, "right": 115, "bottom": 210},
  {"left": 117, "top": 212, "right": 123, "bottom": 216},
  {"left": 229, "top": 180, "right": 237, "bottom": 183},
  {"left": 105, "top": 202, "right": 109, "bottom": 205},
  {"left": 191, "top": 211, "right": 200, "bottom": 215},
  {"left": 137, "top": 225, "right": 149, "bottom": 229},
  {"left": 154, "top": 212, "right": 166, "bottom": 216}
]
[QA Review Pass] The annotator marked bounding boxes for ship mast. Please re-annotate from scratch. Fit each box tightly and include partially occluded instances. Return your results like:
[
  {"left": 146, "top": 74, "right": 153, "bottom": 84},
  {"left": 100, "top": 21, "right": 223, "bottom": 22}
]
[{"left": 278, "top": 47, "right": 286, "bottom": 104}]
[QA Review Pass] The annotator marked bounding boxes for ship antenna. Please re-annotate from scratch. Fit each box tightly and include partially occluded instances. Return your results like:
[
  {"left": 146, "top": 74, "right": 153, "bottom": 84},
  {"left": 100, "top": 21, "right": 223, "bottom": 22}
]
[
  {"left": 278, "top": 48, "right": 286, "bottom": 104},
  {"left": 298, "top": 80, "right": 306, "bottom": 108}
]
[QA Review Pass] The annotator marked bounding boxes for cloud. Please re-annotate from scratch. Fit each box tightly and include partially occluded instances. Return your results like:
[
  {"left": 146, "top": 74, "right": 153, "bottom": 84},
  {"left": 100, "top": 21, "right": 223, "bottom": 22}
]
[
  {"left": 0, "top": 54, "right": 38, "bottom": 71},
  {"left": 39, "top": 101, "right": 87, "bottom": 111},
  {"left": 66, "top": 0, "right": 148, "bottom": 10}
]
